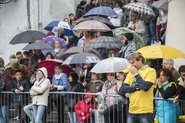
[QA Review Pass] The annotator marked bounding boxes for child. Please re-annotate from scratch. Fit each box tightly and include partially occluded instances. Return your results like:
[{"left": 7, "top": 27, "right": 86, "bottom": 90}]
[
  {"left": 10, "top": 70, "right": 30, "bottom": 122},
  {"left": 23, "top": 72, "right": 37, "bottom": 123},
  {"left": 75, "top": 91, "right": 94, "bottom": 123}
]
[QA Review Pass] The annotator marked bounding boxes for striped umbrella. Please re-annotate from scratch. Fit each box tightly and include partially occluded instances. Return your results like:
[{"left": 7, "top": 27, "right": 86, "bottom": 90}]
[
  {"left": 124, "top": 2, "right": 155, "bottom": 17},
  {"left": 85, "top": 36, "right": 123, "bottom": 50}
]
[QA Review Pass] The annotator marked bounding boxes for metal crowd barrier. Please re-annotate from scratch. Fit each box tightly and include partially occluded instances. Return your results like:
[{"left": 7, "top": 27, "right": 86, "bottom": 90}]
[{"left": 1, "top": 91, "right": 185, "bottom": 123}]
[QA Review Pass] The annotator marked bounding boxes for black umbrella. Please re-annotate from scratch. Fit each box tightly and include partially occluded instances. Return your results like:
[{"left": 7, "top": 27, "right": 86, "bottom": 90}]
[
  {"left": 9, "top": 30, "right": 47, "bottom": 45},
  {"left": 22, "top": 40, "right": 53, "bottom": 50}
]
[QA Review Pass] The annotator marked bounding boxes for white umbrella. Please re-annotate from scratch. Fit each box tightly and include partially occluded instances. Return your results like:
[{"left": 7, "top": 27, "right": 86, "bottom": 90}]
[{"left": 90, "top": 57, "right": 130, "bottom": 73}]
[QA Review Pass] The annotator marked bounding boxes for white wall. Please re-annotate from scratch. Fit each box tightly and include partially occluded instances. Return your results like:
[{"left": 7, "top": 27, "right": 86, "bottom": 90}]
[
  {"left": 0, "top": 0, "right": 77, "bottom": 64},
  {"left": 166, "top": 0, "right": 185, "bottom": 69}
]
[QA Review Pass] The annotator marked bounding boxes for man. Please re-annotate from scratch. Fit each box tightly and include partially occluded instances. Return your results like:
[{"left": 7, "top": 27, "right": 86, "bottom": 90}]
[
  {"left": 162, "top": 58, "right": 180, "bottom": 83},
  {"left": 86, "top": 0, "right": 99, "bottom": 12},
  {"left": 119, "top": 52, "right": 156, "bottom": 123},
  {"left": 77, "top": 31, "right": 92, "bottom": 46}
]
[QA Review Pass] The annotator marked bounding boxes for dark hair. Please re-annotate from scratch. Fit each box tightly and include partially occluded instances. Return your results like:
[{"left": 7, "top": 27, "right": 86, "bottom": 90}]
[
  {"left": 69, "top": 13, "right": 74, "bottom": 17},
  {"left": 23, "top": 51, "right": 29, "bottom": 57},
  {"left": 115, "top": 0, "right": 123, "bottom": 7},
  {"left": 179, "top": 65, "right": 185, "bottom": 73},
  {"left": 14, "top": 70, "right": 22, "bottom": 74},
  {"left": 159, "top": 68, "right": 175, "bottom": 82},
  {"left": 54, "top": 63, "right": 63, "bottom": 70},
  {"left": 0, "top": 57, "right": 4, "bottom": 68},
  {"left": 80, "top": 0, "right": 86, "bottom": 6},
  {"left": 47, "top": 32, "right": 55, "bottom": 36},
  {"left": 124, "top": 33, "right": 134, "bottom": 40},
  {"left": 16, "top": 51, "right": 22, "bottom": 56},
  {"left": 69, "top": 72, "right": 79, "bottom": 82},
  {"left": 45, "top": 52, "right": 54, "bottom": 59}
]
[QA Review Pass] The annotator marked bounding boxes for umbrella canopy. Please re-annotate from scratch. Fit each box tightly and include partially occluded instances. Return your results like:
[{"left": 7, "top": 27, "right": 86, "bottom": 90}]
[
  {"left": 83, "top": 16, "right": 115, "bottom": 29},
  {"left": 112, "top": 27, "right": 145, "bottom": 49},
  {"left": 137, "top": 45, "right": 185, "bottom": 59},
  {"left": 9, "top": 30, "right": 47, "bottom": 45},
  {"left": 123, "top": 2, "right": 155, "bottom": 17},
  {"left": 38, "top": 59, "right": 74, "bottom": 76},
  {"left": 73, "top": 20, "right": 111, "bottom": 32},
  {"left": 62, "top": 46, "right": 102, "bottom": 59},
  {"left": 42, "top": 35, "right": 67, "bottom": 49},
  {"left": 1, "top": 65, "right": 36, "bottom": 87},
  {"left": 91, "top": 57, "right": 129, "bottom": 73},
  {"left": 151, "top": 0, "right": 168, "bottom": 11},
  {"left": 85, "top": 36, "right": 123, "bottom": 49},
  {"left": 63, "top": 52, "right": 101, "bottom": 64},
  {"left": 83, "top": 6, "right": 118, "bottom": 17},
  {"left": 22, "top": 40, "right": 53, "bottom": 50},
  {"left": 44, "top": 21, "right": 75, "bottom": 36}
]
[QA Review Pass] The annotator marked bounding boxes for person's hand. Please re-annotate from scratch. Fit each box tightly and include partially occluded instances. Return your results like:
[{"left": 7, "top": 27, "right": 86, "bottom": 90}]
[
  {"left": 82, "top": 81, "right": 87, "bottom": 87},
  {"left": 156, "top": 78, "right": 162, "bottom": 88},
  {"left": 174, "top": 95, "right": 179, "bottom": 103},
  {"left": 82, "top": 116, "right": 85, "bottom": 120},
  {"left": 132, "top": 26, "right": 136, "bottom": 31},
  {"left": 131, "top": 66, "right": 138, "bottom": 75},
  {"left": 19, "top": 85, "right": 24, "bottom": 91},
  {"left": 125, "top": 93, "right": 129, "bottom": 98},
  {"left": 15, "top": 89, "right": 21, "bottom": 94},
  {"left": 38, "top": 59, "right": 42, "bottom": 63},
  {"left": 81, "top": 112, "right": 84, "bottom": 116},
  {"left": 50, "top": 84, "right": 55, "bottom": 90},
  {"left": 79, "top": 70, "right": 84, "bottom": 77},
  {"left": 89, "top": 108, "right": 93, "bottom": 112}
]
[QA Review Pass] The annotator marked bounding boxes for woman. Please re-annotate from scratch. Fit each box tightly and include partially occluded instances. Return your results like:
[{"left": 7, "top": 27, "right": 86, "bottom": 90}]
[
  {"left": 109, "top": 1, "right": 123, "bottom": 28},
  {"left": 119, "top": 33, "right": 136, "bottom": 59},
  {"left": 45, "top": 52, "right": 54, "bottom": 60},
  {"left": 30, "top": 67, "right": 51, "bottom": 123},
  {"left": 101, "top": 73, "right": 118, "bottom": 123},
  {"left": 51, "top": 64, "right": 68, "bottom": 123},
  {"left": 155, "top": 68, "right": 180, "bottom": 123},
  {"left": 67, "top": 72, "right": 84, "bottom": 123},
  {"left": 51, "top": 40, "right": 66, "bottom": 60}
]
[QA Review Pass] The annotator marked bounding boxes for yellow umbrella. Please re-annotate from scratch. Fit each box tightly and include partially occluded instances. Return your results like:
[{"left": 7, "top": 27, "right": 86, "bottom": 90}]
[{"left": 137, "top": 45, "right": 185, "bottom": 59}]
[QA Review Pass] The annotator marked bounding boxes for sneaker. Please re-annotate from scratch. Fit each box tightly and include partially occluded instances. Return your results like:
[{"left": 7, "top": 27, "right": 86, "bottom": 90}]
[{"left": 13, "top": 116, "right": 19, "bottom": 120}]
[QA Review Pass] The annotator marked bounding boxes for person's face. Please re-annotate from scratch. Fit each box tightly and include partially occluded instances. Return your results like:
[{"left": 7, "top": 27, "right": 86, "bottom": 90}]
[
  {"left": 130, "top": 59, "right": 142, "bottom": 69},
  {"left": 16, "top": 54, "right": 23, "bottom": 61},
  {"left": 69, "top": 15, "right": 75, "bottom": 20},
  {"left": 116, "top": 73, "right": 125, "bottom": 81},
  {"left": 54, "top": 41, "right": 61, "bottom": 48},
  {"left": 131, "top": 13, "right": 138, "bottom": 21},
  {"left": 115, "top": 3, "right": 119, "bottom": 8},
  {"left": 54, "top": 66, "right": 62, "bottom": 74},
  {"left": 130, "top": 0, "right": 135, "bottom": 3},
  {"left": 64, "top": 19, "right": 69, "bottom": 23},
  {"left": 108, "top": 50, "right": 116, "bottom": 57},
  {"left": 84, "top": 31, "right": 90, "bottom": 37},
  {"left": 159, "top": 71, "right": 169, "bottom": 83},
  {"left": 68, "top": 75, "right": 73, "bottom": 82},
  {"left": 86, "top": 97, "right": 92, "bottom": 103},
  {"left": 34, "top": 50, "right": 41, "bottom": 56},
  {"left": 14, "top": 72, "right": 22, "bottom": 81},
  {"left": 37, "top": 70, "right": 44, "bottom": 79},
  {"left": 46, "top": 55, "right": 52, "bottom": 60},
  {"left": 180, "top": 72, "right": 185, "bottom": 80},
  {"left": 91, "top": 73, "right": 97, "bottom": 80},
  {"left": 107, "top": 73, "right": 115, "bottom": 82},
  {"left": 162, "top": 60, "right": 172, "bottom": 70},
  {"left": 30, "top": 76, "right": 36, "bottom": 84},
  {"left": 92, "top": 0, "right": 96, "bottom": 4}
]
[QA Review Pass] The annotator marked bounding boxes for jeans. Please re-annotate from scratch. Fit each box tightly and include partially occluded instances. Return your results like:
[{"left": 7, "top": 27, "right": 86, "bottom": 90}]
[
  {"left": 127, "top": 113, "right": 154, "bottom": 123},
  {"left": 145, "top": 20, "right": 157, "bottom": 46},
  {"left": 68, "top": 112, "right": 77, "bottom": 123},
  {"left": 33, "top": 105, "right": 46, "bottom": 123},
  {"left": 23, "top": 103, "right": 33, "bottom": 121},
  {"left": 0, "top": 105, "right": 9, "bottom": 123}
]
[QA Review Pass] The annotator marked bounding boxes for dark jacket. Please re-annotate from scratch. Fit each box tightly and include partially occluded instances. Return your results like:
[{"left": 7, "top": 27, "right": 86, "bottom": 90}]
[
  {"left": 67, "top": 81, "right": 84, "bottom": 111},
  {"left": 10, "top": 78, "right": 30, "bottom": 103},
  {"left": 86, "top": 2, "right": 99, "bottom": 12},
  {"left": 28, "top": 53, "right": 45, "bottom": 68},
  {"left": 76, "top": 4, "right": 86, "bottom": 19},
  {"left": 87, "top": 80, "right": 104, "bottom": 93}
]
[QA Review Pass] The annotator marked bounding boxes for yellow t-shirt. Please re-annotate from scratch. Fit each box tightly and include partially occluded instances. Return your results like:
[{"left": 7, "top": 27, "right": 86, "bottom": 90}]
[{"left": 124, "top": 65, "right": 156, "bottom": 114}]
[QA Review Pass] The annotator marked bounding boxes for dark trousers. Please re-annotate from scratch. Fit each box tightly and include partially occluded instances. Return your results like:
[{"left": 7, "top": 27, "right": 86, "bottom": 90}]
[{"left": 54, "top": 96, "right": 65, "bottom": 123}]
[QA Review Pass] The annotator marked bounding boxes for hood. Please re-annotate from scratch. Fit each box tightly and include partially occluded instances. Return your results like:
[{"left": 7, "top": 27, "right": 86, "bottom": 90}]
[
  {"left": 38, "top": 67, "right": 48, "bottom": 78},
  {"left": 84, "top": 91, "right": 94, "bottom": 99}
]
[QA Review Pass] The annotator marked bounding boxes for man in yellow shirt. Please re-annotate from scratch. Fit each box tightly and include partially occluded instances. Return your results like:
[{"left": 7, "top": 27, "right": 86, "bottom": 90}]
[{"left": 119, "top": 52, "right": 156, "bottom": 123}]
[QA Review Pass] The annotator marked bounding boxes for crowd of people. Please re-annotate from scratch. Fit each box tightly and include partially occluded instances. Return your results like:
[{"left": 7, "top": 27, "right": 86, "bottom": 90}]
[{"left": 0, "top": 0, "right": 184, "bottom": 123}]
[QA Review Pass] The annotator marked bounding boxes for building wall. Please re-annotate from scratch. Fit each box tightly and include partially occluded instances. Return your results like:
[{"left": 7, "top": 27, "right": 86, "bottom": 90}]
[
  {"left": 166, "top": 0, "right": 185, "bottom": 69},
  {"left": 0, "top": 0, "right": 79, "bottom": 64}
]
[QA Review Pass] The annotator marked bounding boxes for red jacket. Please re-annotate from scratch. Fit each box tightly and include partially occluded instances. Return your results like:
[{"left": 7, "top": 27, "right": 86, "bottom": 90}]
[{"left": 75, "top": 99, "right": 94, "bottom": 122}]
